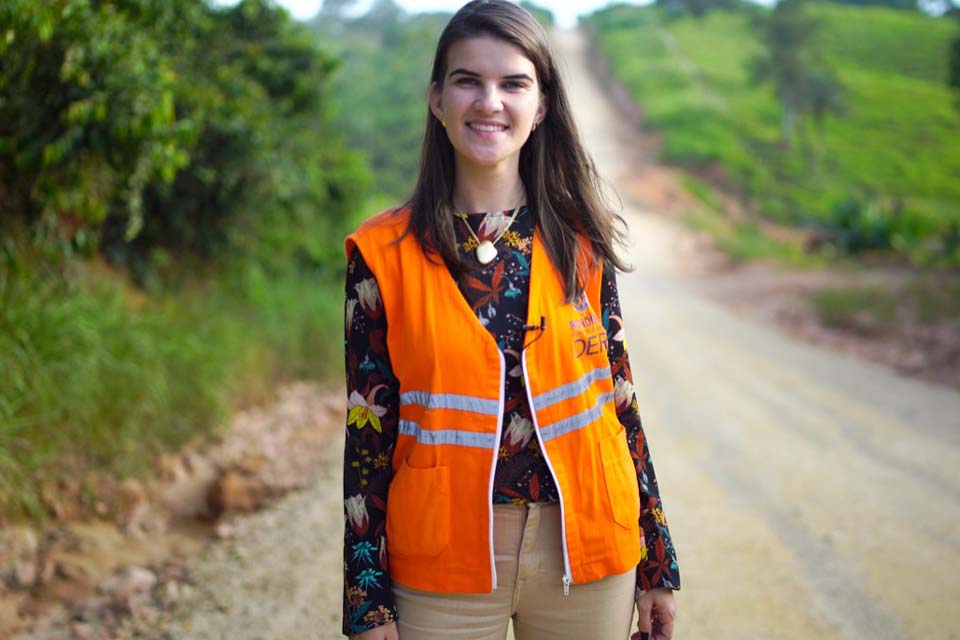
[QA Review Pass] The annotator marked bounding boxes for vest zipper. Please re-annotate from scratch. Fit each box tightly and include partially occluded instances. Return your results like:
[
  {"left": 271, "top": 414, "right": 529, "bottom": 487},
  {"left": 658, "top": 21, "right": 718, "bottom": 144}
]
[
  {"left": 520, "top": 351, "right": 574, "bottom": 597},
  {"left": 488, "top": 350, "right": 508, "bottom": 592}
]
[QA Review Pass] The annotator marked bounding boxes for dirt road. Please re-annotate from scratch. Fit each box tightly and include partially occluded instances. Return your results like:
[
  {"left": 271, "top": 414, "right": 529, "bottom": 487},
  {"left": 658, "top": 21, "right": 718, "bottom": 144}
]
[{"left": 106, "top": 28, "right": 960, "bottom": 640}]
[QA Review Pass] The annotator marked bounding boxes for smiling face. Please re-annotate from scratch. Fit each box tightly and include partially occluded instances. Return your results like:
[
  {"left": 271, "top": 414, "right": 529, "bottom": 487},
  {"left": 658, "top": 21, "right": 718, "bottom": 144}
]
[{"left": 429, "top": 35, "right": 547, "bottom": 177}]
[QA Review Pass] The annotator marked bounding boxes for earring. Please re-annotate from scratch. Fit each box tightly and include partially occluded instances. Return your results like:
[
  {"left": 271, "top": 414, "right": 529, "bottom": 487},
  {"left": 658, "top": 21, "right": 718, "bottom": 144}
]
[
  {"left": 532, "top": 121, "right": 538, "bottom": 132},
  {"left": 441, "top": 118, "right": 447, "bottom": 128}
]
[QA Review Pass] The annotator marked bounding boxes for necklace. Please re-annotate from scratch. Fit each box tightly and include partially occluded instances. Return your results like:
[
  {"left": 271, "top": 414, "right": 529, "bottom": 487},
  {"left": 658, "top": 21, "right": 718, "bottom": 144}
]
[{"left": 454, "top": 202, "right": 522, "bottom": 265}]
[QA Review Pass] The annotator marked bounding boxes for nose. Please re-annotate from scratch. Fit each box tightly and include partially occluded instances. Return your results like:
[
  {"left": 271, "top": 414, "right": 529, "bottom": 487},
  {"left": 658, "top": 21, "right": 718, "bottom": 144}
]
[{"left": 474, "top": 83, "right": 504, "bottom": 113}]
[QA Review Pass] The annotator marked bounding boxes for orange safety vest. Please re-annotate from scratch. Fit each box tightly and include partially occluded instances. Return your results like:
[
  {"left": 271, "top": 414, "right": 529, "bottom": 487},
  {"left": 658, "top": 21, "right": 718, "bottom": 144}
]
[{"left": 345, "top": 206, "right": 642, "bottom": 595}]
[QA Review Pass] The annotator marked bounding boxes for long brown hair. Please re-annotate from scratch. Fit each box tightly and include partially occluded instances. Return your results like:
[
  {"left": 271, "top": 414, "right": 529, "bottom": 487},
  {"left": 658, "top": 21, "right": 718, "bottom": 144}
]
[{"left": 404, "top": 0, "right": 629, "bottom": 300}]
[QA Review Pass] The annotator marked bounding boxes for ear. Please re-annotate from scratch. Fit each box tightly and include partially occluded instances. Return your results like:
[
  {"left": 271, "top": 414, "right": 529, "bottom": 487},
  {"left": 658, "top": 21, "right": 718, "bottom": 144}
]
[
  {"left": 428, "top": 81, "right": 444, "bottom": 122},
  {"left": 535, "top": 93, "right": 549, "bottom": 126}
]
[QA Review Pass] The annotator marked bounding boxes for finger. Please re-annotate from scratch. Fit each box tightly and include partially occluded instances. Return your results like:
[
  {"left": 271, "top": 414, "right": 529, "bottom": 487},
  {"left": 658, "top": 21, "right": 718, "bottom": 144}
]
[{"left": 636, "top": 598, "right": 654, "bottom": 634}]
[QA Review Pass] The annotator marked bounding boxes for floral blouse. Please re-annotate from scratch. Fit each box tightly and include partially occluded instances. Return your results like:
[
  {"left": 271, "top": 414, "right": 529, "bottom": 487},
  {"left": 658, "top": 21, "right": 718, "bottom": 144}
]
[{"left": 342, "top": 206, "right": 680, "bottom": 637}]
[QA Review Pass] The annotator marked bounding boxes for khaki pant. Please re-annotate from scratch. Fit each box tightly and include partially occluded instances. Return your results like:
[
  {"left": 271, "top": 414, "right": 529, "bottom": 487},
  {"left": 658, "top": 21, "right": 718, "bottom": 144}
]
[{"left": 393, "top": 503, "right": 636, "bottom": 640}]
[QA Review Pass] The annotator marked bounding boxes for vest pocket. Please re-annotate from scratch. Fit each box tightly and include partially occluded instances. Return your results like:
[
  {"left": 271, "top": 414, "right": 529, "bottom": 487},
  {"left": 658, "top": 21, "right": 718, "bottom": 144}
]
[
  {"left": 386, "top": 461, "right": 451, "bottom": 558},
  {"left": 598, "top": 428, "right": 641, "bottom": 529}
]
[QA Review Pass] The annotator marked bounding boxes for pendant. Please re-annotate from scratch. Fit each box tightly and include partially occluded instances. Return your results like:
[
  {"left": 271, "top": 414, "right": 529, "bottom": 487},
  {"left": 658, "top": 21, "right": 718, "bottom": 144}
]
[{"left": 475, "top": 240, "right": 498, "bottom": 265}]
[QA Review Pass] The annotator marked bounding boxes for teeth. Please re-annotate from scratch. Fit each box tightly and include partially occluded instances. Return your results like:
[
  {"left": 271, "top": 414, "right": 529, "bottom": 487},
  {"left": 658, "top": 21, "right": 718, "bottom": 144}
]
[{"left": 469, "top": 123, "right": 507, "bottom": 132}]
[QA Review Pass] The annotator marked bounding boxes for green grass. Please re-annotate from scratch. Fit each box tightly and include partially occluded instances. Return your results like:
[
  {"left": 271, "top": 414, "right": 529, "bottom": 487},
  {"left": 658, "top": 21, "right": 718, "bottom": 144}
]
[
  {"left": 810, "top": 4, "right": 951, "bottom": 83},
  {"left": 0, "top": 253, "right": 344, "bottom": 523},
  {"left": 680, "top": 174, "right": 825, "bottom": 266},
  {"left": 681, "top": 175, "right": 722, "bottom": 211},
  {"left": 683, "top": 206, "right": 819, "bottom": 265},
  {"left": 811, "top": 277, "right": 960, "bottom": 334},
  {"left": 585, "top": 3, "right": 960, "bottom": 266},
  {"left": 812, "top": 285, "right": 897, "bottom": 333}
]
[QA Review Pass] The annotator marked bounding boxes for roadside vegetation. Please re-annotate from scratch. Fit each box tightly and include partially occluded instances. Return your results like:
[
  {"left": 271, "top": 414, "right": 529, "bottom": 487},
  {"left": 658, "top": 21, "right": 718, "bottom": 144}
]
[
  {"left": 584, "top": 1, "right": 960, "bottom": 268},
  {"left": 813, "top": 278, "right": 960, "bottom": 335},
  {"left": 312, "top": 3, "right": 450, "bottom": 201},
  {"left": 0, "top": 0, "right": 367, "bottom": 523}
]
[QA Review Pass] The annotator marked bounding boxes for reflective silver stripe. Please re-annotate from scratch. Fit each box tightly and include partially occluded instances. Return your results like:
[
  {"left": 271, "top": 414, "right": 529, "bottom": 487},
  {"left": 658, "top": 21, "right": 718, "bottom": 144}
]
[
  {"left": 400, "top": 391, "right": 500, "bottom": 415},
  {"left": 540, "top": 391, "right": 616, "bottom": 443},
  {"left": 398, "top": 419, "right": 498, "bottom": 448},
  {"left": 531, "top": 365, "right": 612, "bottom": 412}
]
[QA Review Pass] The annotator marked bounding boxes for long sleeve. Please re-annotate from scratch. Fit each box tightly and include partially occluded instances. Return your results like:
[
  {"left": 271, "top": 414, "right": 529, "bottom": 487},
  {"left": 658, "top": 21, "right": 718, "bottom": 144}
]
[
  {"left": 599, "top": 265, "right": 681, "bottom": 593},
  {"left": 342, "top": 247, "right": 400, "bottom": 636}
]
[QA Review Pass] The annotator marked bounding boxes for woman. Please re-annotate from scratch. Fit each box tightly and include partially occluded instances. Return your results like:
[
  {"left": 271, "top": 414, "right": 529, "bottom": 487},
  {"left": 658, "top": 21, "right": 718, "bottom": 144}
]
[{"left": 342, "top": 2, "right": 680, "bottom": 639}]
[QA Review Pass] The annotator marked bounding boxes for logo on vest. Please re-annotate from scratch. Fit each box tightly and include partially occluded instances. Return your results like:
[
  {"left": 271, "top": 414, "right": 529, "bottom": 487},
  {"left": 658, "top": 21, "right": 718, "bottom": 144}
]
[
  {"left": 569, "top": 293, "right": 606, "bottom": 358},
  {"left": 572, "top": 291, "right": 590, "bottom": 314}
]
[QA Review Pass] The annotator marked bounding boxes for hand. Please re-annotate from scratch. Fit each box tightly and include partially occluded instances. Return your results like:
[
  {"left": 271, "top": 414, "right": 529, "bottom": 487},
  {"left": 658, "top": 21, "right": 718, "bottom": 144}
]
[
  {"left": 351, "top": 622, "right": 399, "bottom": 640},
  {"left": 634, "top": 588, "right": 677, "bottom": 640}
]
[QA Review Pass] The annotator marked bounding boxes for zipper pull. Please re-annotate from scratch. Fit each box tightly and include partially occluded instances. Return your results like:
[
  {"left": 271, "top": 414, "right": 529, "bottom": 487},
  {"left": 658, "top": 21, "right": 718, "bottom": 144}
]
[{"left": 562, "top": 574, "right": 571, "bottom": 596}]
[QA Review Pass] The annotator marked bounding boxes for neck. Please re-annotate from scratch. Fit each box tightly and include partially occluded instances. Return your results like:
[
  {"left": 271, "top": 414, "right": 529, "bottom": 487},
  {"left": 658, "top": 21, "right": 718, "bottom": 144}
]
[{"left": 452, "top": 161, "right": 525, "bottom": 213}]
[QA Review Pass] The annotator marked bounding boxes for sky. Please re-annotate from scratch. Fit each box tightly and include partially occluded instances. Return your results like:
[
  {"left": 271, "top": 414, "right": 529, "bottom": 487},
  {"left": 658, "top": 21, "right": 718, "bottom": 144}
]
[{"left": 263, "top": 0, "right": 653, "bottom": 28}]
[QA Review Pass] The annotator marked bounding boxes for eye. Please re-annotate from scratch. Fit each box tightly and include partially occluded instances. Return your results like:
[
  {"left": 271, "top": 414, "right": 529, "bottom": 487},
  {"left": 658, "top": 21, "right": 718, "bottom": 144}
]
[
  {"left": 503, "top": 81, "right": 526, "bottom": 90},
  {"left": 455, "top": 77, "right": 478, "bottom": 86}
]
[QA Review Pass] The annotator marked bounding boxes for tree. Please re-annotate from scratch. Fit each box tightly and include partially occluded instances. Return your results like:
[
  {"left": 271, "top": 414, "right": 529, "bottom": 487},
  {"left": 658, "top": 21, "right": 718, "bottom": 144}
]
[
  {"left": 749, "top": 0, "right": 845, "bottom": 149},
  {"left": 0, "top": 0, "right": 188, "bottom": 247},
  {"left": 655, "top": 0, "right": 739, "bottom": 19},
  {"left": 320, "top": 0, "right": 358, "bottom": 19},
  {"left": 519, "top": 1, "right": 555, "bottom": 27},
  {"left": 822, "top": 0, "right": 916, "bottom": 10},
  {"left": 314, "top": 0, "right": 357, "bottom": 34},
  {"left": 314, "top": 6, "right": 449, "bottom": 199},
  {"left": 100, "top": 0, "right": 366, "bottom": 280}
]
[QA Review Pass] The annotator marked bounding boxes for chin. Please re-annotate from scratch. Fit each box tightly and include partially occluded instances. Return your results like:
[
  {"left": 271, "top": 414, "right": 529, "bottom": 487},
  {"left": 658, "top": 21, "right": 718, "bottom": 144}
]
[{"left": 458, "top": 148, "right": 520, "bottom": 170}]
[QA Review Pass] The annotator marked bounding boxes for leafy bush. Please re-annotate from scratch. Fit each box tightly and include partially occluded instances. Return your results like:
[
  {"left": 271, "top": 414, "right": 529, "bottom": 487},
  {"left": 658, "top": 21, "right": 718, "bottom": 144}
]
[
  {"left": 1, "top": 0, "right": 369, "bottom": 282},
  {"left": 821, "top": 197, "right": 900, "bottom": 253},
  {"left": 814, "top": 196, "right": 960, "bottom": 264},
  {"left": 0, "top": 0, "right": 189, "bottom": 246}
]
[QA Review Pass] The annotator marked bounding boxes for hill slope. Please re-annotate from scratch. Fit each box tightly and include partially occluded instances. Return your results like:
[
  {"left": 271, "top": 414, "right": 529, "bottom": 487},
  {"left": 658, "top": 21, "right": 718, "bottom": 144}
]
[{"left": 584, "top": 3, "right": 960, "bottom": 265}]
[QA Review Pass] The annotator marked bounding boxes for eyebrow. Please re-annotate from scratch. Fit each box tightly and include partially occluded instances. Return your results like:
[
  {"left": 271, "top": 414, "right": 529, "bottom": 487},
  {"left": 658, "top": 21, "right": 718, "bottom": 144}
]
[{"left": 447, "top": 68, "right": 535, "bottom": 82}]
